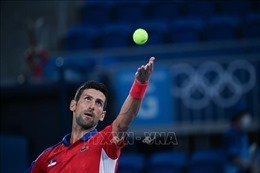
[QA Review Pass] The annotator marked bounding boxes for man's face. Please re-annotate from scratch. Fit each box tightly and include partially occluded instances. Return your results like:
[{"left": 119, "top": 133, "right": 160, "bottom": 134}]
[{"left": 70, "top": 89, "right": 106, "bottom": 130}]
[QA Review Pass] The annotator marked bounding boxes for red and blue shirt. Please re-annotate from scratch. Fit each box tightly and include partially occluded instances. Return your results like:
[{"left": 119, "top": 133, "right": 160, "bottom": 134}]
[{"left": 26, "top": 124, "right": 126, "bottom": 173}]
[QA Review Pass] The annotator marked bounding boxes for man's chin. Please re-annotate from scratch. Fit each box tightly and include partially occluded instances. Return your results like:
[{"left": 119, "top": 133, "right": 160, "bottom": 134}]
[
  {"left": 81, "top": 123, "right": 98, "bottom": 130},
  {"left": 76, "top": 117, "right": 98, "bottom": 130}
]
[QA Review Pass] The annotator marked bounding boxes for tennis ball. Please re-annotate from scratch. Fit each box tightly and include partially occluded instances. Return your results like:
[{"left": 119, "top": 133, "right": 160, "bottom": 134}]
[{"left": 133, "top": 28, "right": 148, "bottom": 45}]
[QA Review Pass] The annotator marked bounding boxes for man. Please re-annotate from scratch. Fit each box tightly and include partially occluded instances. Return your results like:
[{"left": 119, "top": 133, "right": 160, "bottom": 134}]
[
  {"left": 223, "top": 107, "right": 253, "bottom": 173},
  {"left": 25, "top": 57, "right": 155, "bottom": 173}
]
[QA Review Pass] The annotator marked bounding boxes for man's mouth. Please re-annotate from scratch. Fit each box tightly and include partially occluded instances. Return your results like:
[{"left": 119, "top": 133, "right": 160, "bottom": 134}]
[{"left": 84, "top": 112, "right": 93, "bottom": 118}]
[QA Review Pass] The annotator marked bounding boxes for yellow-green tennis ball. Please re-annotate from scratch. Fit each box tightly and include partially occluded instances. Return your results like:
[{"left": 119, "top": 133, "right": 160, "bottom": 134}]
[{"left": 133, "top": 28, "right": 148, "bottom": 45}]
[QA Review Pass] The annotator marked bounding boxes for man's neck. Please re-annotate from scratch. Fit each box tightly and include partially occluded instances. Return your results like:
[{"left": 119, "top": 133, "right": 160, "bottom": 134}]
[{"left": 70, "top": 126, "right": 96, "bottom": 144}]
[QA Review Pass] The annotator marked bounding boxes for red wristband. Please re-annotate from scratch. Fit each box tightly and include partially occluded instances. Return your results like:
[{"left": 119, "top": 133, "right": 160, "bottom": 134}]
[{"left": 130, "top": 80, "right": 148, "bottom": 99}]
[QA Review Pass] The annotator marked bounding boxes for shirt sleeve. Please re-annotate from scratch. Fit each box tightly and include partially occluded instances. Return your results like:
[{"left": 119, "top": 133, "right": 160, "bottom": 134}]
[
  {"left": 100, "top": 124, "right": 127, "bottom": 160},
  {"left": 24, "top": 147, "right": 52, "bottom": 173}
]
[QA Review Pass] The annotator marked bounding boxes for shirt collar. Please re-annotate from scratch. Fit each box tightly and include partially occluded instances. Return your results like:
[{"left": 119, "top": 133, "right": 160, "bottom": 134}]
[{"left": 62, "top": 128, "right": 98, "bottom": 146}]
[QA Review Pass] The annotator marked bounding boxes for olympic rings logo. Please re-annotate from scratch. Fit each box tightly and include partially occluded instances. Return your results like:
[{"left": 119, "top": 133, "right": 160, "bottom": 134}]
[{"left": 171, "top": 60, "right": 256, "bottom": 110}]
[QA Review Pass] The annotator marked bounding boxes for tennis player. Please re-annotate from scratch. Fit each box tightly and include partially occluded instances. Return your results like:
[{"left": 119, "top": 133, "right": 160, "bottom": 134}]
[{"left": 25, "top": 57, "right": 155, "bottom": 173}]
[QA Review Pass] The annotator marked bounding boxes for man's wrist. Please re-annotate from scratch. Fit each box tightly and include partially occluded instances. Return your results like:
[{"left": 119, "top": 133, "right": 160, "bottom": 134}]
[{"left": 130, "top": 80, "right": 148, "bottom": 99}]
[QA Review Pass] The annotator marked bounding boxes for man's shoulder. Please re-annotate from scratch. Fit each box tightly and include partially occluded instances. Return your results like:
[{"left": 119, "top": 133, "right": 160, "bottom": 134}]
[
  {"left": 99, "top": 124, "right": 113, "bottom": 133},
  {"left": 88, "top": 124, "right": 114, "bottom": 143},
  {"left": 38, "top": 141, "right": 63, "bottom": 158}
]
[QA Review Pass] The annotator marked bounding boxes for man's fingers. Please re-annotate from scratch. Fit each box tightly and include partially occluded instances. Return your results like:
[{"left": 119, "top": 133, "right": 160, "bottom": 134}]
[
  {"left": 149, "top": 57, "right": 155, "bottom": 63},
  {"left": 147, "top": 62, "right": 154, "bottom": 72},
  {"left": 139, "top": 57, "right": 155, "bottom": 70},
  {"left": 145, "top": 63, "right": 150, "bottom": 70},
  {"left": 137, "top": 57, "right": 155, "bottom": 75},
  {"left": 146, "top": 57, "right": 155, "bottom": 70},
  {"left": 139, "top": 63, "right": 152, "bottom": 73}
]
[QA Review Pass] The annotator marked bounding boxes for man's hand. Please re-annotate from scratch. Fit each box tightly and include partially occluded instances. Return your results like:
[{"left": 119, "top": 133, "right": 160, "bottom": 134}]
[{"left": 135, "top": 57, "right": 155, "bottom": 83}]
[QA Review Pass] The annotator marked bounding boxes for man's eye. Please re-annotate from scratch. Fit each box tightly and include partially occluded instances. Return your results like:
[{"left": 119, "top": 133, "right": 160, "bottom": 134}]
[
  {"left": 96, "top": 101, "right": 102, "bottom": 107},
  {"left": 85, "top": 97, "right": 91, "bottom": 101}
]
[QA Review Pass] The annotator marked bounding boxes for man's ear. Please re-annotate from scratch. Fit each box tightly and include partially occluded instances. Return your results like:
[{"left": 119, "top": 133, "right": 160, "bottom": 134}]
[
  {"left": 99, "top": 111, "right": 106, "bottom": 121},
  {"left": 70, "top": 100, "right": 76, "bottom": 112}
]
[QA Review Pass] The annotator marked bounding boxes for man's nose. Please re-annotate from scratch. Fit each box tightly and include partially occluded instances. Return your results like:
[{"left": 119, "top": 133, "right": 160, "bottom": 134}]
[{"left": 88, "top": 101, "right": 95, "bottom": 110}]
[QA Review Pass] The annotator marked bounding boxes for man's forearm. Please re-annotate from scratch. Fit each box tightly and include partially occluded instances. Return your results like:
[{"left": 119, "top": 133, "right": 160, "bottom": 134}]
[{"left": 113, "top": 95, "right": 142, "bottom": 132}]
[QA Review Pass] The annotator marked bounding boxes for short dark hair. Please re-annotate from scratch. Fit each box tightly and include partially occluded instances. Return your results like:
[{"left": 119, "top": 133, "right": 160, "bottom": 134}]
[{"left": 74, "top": 80, "right": 108, "bottom": 109}]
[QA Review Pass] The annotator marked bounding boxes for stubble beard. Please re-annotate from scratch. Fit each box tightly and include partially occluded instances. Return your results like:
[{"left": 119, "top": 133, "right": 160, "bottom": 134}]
[{"left": 76, "top": 115, "right": 98, "bottom": 130}]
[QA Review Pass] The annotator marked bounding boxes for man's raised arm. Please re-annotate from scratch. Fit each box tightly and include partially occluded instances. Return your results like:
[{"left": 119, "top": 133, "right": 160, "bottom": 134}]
[{"left": 112, "top": 57, "right": 155, "bottom": 137}]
